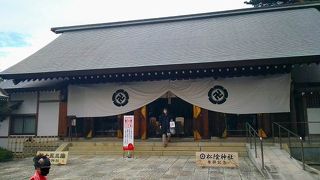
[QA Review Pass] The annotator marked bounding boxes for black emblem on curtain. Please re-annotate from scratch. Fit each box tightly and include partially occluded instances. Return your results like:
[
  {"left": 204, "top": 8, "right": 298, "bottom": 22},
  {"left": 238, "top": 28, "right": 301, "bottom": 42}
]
[
  {"left": 208, "top": 85, "right": 228, "bottom": 104},
  {"left": 112, "top": 89, "right": 129, "bottom": 107}
]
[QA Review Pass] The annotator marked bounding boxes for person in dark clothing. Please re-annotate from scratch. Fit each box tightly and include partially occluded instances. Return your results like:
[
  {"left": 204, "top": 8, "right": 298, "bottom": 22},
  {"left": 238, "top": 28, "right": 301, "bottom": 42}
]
[
  {"left": 159, "top": 108, "right": 174, "bottom": 147},
  {"left": 30, "top": 154, "right": 51, "bottom": 180}
]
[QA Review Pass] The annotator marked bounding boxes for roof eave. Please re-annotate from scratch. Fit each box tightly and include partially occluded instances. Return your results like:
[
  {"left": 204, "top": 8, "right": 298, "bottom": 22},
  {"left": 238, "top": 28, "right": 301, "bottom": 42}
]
[{"left": 1, "top": 55, "right": 320, "bottom": 82}]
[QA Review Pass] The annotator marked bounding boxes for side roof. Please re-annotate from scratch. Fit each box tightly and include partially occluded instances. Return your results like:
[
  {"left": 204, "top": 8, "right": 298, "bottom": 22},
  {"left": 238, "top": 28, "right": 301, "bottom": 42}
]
[
  {"left": 0, "top": 79, "right": 67, "bottom": 92},
  {"left": 1, "top": 3, "right": 320, "bottom": 81}
]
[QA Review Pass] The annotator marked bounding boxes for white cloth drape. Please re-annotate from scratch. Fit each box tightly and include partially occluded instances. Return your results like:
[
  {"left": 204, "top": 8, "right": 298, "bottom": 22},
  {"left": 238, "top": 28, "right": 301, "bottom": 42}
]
[{"left": 68, "top": 74, "right": 291, "bottom": 117}]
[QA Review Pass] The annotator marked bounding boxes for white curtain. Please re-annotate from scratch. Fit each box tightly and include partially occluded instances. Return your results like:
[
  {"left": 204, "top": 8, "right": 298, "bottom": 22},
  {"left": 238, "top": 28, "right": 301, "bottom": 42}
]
[
  {"left": 170, "top": 74, "right": 290, "bottom": 114},
  {"left": 68, "top": 74, "right": 291, "bottom": 117},
  {"left": 68, "top": 80, "right": 169, "bottom": 117}
]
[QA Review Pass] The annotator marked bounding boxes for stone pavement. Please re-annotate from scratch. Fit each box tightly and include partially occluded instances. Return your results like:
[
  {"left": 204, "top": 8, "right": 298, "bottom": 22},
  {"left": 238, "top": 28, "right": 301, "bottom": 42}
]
[
  {"left": 248, "top": 144, "right": 320, "bottom": 180},
  {"left": 0, "top": 155, "right": 263, "bottom": 180}
]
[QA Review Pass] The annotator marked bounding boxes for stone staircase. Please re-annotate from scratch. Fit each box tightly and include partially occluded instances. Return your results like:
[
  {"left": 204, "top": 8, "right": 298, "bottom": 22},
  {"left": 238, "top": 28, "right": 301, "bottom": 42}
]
[{"left": 65, "top": 141, "right": 248, "bottom": 157}]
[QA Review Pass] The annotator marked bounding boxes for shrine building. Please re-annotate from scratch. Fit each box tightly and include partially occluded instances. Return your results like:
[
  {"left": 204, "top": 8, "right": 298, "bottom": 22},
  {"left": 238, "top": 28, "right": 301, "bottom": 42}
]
[{"left": 0, "top": 3, "right": 320, "bottom": 147}]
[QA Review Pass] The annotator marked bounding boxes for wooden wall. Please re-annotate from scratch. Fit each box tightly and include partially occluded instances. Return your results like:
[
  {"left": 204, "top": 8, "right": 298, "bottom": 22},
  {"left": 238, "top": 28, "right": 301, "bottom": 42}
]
[{"left": 58, "top": 102, "right": 68, "bottom": 137}]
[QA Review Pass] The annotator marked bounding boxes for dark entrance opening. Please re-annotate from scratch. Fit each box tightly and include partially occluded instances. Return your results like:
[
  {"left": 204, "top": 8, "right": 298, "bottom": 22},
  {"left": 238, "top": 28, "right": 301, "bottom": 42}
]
[
  {"left": 147, "top": 97, "right": 193, "bottom": 138},
  {"left": 225, "top": 114, "right": 257, "bottom": 136},
  {"left": 208, "top": 111, "right": 257, "bottom": 137},
  {"left": 94, "top": 116, "right": 118, "bottom": 137},
  {"left": 73, "top": 116, "right": 119, "bottom": 137}
]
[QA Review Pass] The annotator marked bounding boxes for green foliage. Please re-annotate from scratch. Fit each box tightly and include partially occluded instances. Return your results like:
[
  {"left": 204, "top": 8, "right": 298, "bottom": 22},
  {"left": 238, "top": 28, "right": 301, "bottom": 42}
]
[
  {"left": 0, "top": 101, "right": 11, "bottom": 121},
  {"left": 244, "top": 0, "right": 320, "bottom": 7},
  {"left": 0, "top": 147, "right": 13, "bottom": 162}
]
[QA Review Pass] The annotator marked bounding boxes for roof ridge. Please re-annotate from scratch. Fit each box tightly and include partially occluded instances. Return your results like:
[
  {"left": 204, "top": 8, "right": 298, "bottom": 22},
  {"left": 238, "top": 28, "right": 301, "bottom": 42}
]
[{"left": 51, "top": 3, "right": 320, "bottom": 34}]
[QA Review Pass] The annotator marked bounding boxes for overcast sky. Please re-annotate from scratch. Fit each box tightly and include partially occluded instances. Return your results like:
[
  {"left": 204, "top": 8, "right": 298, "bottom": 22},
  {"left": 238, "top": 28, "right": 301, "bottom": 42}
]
[{"left": 0, "top": 0, "right": 249, "bottom": 71}]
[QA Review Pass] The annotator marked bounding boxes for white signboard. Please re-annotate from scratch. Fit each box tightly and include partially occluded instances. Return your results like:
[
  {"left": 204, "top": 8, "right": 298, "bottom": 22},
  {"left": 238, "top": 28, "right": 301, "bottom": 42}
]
[
  {"left": 196, "top": 152, "right": 239, "bottom": 168},
  {"left": 123, "top": 115, "right": 134, "bottom": 148},
  {"left": 37, "top": 151, "right": 69, "bottom": 165}
]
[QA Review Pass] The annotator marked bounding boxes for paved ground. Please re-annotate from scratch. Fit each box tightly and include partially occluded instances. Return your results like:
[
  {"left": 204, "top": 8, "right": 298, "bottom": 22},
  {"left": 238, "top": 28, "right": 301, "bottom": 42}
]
[
  {"left": 0, "top": 155, "right": 264, "bottom": 180},
  {"left": 248, "top": 145, "right": 320, "bottom": 180}
]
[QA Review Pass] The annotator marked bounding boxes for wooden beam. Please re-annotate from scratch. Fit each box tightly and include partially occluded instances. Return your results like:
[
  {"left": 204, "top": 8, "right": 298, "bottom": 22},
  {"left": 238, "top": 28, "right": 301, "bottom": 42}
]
[
  {"left": 202, "top": 109, "right": 209, "bottom": 139},
  {"left": 35, "top": 91, "right": 40, "bottom": 136},
  {"left": 58, "top": 102, "right": 68, "bottom": 137},
  {"left": 193, "top": 105, "right": 202, "bottom": 140},
  {"left": 140, "top": 106, "right": 147, "bottom": 140},
  {"left": 302, "top": 95, "right": 308, "bottom": 137},
  {"left": 290, "top": 84, "right": 298, "bottom": 133},
  {"left": 134, "top": 109, "right": 141, "bottom": 139},
  {"left": 117, "top": 115, "right": 123, "bottom": 138}
]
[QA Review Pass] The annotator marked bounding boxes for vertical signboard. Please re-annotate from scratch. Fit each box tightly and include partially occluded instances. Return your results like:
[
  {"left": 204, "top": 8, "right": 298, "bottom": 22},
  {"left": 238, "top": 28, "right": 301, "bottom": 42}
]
[{"left": 123, "top": 115, "right": 134, "bottom": 148}]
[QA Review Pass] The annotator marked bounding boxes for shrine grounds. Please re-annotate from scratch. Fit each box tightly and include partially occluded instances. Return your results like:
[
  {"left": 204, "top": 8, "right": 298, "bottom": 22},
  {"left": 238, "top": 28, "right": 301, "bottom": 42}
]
[{"left": 0, "top": 155, "right": 264, "bottom": 180}]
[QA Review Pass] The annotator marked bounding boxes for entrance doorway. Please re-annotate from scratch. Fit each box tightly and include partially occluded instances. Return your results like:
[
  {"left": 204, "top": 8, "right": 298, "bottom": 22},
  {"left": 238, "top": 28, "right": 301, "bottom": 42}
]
[
  {"left": 147, "top": 97, "right": 193, "bottom": 138},
  {"left": 94, "top": 116, "right": 118, "bottom": 137},
  {"left": 208, "top": 111, "right": 260, "bottom": 137},
  {"left": 225, "top": 114, "right": 257, "bottom": 136},
  {"left": 72, "top": 116, "right": 119, "bottom": 138}
]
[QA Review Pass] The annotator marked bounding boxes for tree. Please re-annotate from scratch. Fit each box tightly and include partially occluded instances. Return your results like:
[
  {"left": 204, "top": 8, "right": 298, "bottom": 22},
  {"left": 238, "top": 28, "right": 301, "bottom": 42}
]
[
  {"left": 0, "top": 100, "right": 11, "bottom": 121},
  {"left": 0, "top": 87, "right": 10, "bottom": 121},
  {"left": 244, "top": 0, "right": 320, "bottom": 7}
]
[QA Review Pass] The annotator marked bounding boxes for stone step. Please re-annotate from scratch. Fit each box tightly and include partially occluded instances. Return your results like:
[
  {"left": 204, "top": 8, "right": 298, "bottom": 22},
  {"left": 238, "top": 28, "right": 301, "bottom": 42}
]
[
  {"left": 70, "top": 142, "right": 246, "bottom": 147},
  {"left": 151, "top": 142, "right": 200, "bottom": 147},
  {"left": 71, "top": 142, "right": 123, "bottom": 146},
  {"left": 67, "top": 141, "right": 248, "bottom": 157},
  {"left": 69, "top": 146, "right": 158, "bottom": 151},
  {"left": 69, "top": 151, "right": 123, "bottom": 155},
  {"left": 69, "top": 150, "right": 248, "bottom": 157},
  {"left": 152, "top": 146, "right": 201, "bottom": 151},
  {"left": 69, "top": 145, "right": 245, "bottom": 151},
  {"left": 69, "top": 146, "right": 122, "bottom": 151},
  {"left": 199, "top": 142, "right": 246, "bottom": 147},
  {"left": 68, "top": 146, "right": 246, "bottom": 153},
  {"left": 200, "top": 146, "right": 246, "bottom": 152}
]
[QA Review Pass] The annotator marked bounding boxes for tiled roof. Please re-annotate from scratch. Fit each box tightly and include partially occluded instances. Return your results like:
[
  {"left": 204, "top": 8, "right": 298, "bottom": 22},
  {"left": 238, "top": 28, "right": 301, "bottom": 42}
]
[{"left": 1, "top": 5, "right": 320, "bottom": 80}]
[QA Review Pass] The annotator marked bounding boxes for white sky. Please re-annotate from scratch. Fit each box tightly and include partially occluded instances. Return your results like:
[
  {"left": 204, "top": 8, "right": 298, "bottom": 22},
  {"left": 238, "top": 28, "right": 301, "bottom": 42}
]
[{"left": 0, "top": 0, "right": 249, "bottom": 71}]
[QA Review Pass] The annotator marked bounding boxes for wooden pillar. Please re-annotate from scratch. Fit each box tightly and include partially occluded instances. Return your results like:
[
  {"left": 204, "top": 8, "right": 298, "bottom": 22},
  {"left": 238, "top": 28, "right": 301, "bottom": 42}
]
[
  {"left": 220, "top": 113, "right": 227, "bottom": 138},
  {"left": 58, "top": 102, "right": 68, "bottom": 137},
  {"left": 140, "top": 106, "right": 147, "bottom": 140},
  {"left": 301, "top": 95, "right": 308, "bottom": 137},
  {"left": 134, "top": 109, "right": 141, "bottom": 139},
  {"left": 262, "top": 114, "right": 271, "bottom": 136},
  {"left": 83, "top": 118, "right": 93, "bottom": 138},
  {"left": 202, "top": 109, "right": 209, "bottom": 139},
  {"left": 35, "top": 91, "right": 40, "bottom": 136},
  {"left": 209, "top": 111, "right": 221, "bottom": 137},
  {"left": 193, "top": 105, "right": 202, "bottom": 140},
  {"left": 117, "top": 115, "right": 123, "bottom": 138},
  {"left": 290, "top": 84, "right": 298, "bottom": 133},
  {"left": 257, "top": 114, "right": 268, "bottom": 138}
]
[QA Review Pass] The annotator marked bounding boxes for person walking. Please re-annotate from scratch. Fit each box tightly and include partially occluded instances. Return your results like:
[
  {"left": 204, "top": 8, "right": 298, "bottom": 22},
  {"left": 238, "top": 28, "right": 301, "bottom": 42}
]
[{"left": 159, "top": 108, "right": 174, "bottom": 147}]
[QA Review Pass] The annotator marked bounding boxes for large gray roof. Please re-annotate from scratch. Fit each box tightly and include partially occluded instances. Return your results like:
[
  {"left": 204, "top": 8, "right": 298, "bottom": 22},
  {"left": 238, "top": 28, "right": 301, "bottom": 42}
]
[{"left": 1, "top": 5, "right": 320, "bottom": 80}]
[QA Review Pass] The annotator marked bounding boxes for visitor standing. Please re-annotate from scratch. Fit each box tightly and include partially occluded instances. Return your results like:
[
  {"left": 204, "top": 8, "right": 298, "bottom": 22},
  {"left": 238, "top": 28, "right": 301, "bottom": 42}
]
[{"left": 159, "top": 108, "right": 174, "bottom": 147}]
